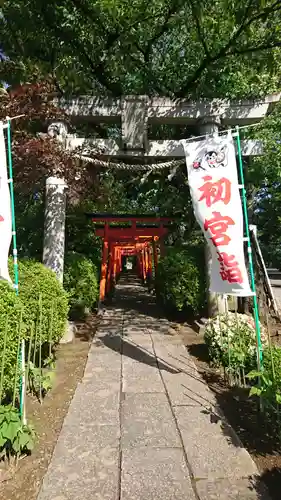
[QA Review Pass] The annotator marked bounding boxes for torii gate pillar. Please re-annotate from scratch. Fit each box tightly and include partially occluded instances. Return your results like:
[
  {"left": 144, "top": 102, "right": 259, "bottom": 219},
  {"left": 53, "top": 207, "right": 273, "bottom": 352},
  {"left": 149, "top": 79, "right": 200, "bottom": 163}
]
[{"left": 43, "top": 176, "right": 67, "bottom": 283}]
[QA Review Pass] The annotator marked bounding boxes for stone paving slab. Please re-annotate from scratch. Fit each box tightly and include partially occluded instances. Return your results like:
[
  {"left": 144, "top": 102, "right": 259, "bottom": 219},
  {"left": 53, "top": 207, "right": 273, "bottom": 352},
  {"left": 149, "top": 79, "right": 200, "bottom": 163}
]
[
  {"left": 153, "top": 342, "right": 197, "bottom": 367},
  {"left": 84, "top": 350, "right": 121, "bottom": 370},
  {"left": 37, "top": 444, "right": 119, "bottom": 500},
  {"left": 122, "top": 337, "right": 155, "bottom": 361},
  {"left": 122, "top": 393, "right": 181, "bottom": 449},
  {"left": 82, "top": 368, "right": 121, "bottom": 386},
  {"left": 174, "top": 405, "right": 258, "bottom": 480},
  {"left": 121, "top": 448, "right": 196, "bottom": 500},
  {"left": 162, "top": 370, "right": 218, "bottom": 407},
  {"left": 66, "top": 383, "right": 120, "bottom": 426},
  {"left": 151, "top": 333, "right": 183, "bottom": 345},
  {"left": 55, "top": 423, "right": 120, "bottom": 452},
  {"left": 88, "top": 339, "right": 122, "bottom": 353},
  {"left": 122, "top": 325, "right": 150, "bottom": 335},
  {"left": 122, "top": 331, "right": 153, "bottom": 346},
  {"left": 123, "top": 358, "right": 164, "bottom": 393},
  {"left": 196, "top": 477, "right": 271, "bottom": 500}
]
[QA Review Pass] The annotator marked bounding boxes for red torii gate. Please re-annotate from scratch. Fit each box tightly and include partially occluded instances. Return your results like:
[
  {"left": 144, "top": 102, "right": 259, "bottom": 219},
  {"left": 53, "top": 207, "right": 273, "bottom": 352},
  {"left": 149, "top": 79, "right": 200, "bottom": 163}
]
[{"left": 86, "top": 214, "right": 174, "bottom": 302}]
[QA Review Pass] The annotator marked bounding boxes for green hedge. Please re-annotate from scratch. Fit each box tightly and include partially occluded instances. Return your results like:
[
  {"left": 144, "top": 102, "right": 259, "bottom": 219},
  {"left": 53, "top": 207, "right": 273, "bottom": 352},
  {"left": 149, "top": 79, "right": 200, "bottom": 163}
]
[
  {"left": 9, "top": 258, "right": 69, "bottom": 344},
  {"left": 155, "top": 247, "right": 206, "bottom": 316},
  {"left": 63, "top": 252, "right": 99, "bottom": 318},
  {"left": 0, "top": 280, "right": 27, "bottom": 399},
  {"left": 0, "top": 260, "right": 68, "bottom": 401}
]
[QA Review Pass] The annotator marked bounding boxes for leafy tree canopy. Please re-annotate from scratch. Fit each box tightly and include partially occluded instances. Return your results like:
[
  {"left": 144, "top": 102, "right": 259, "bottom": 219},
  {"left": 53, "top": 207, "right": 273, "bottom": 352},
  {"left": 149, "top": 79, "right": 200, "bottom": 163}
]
[
  {"left": 1, "top": 0, "right": 281, "bottom": 98},
  {"left": 1, "top": 1, "right": 281, "bottom": 267}
]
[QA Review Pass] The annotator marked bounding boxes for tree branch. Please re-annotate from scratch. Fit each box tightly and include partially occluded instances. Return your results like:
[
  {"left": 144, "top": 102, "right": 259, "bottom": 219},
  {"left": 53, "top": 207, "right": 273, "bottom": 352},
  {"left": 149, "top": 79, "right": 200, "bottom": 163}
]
[
  {"left": 68, "top": 0, "right": 104, "bottom": 26},
  {"left": 39, "top": 3, "right": 123, "bottom": 94},
  {"left": 188, "top": 0, "right": 209, "bottom": 57},
  {"left": 70, "top": 41, "right": 123, "bottom": 94},
  {"left": 176, "top": 1, "right": 281, "bottom": 96},
  {"left": 128, "top": 51, "right": 168, "bottom": 94},
  {"left": 49, "top": 50, "right": 64, "bottom": 96},
  {"left": 65, "top": 2, "right": 181, "bottom": 93},
  {"left": 142, "top": 0, "right": 180, "bottom": 60},
  {"left": 69, "top": 0, "right": 169, "bottom": 55},
  {"left": 229, "top": 39, "right": 281, "bottom": 56},
  {"left": 5, "top": 20, "right": 25, "bottom": 56}
]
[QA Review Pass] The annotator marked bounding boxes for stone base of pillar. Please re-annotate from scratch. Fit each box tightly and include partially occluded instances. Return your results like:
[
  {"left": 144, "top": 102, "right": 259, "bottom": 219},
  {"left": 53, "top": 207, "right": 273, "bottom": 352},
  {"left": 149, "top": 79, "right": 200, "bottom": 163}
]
[
  {"left": 207, "top": 291, "right": 227, "bottom": 316},
  {"left": 59, "top": 321, "right": 76, "bottom": 344}
]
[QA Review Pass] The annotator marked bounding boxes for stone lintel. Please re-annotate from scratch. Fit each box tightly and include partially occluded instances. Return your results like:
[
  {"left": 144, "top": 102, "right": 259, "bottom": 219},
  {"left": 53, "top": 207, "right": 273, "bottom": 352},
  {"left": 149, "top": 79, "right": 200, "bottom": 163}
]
[
  {"left": 55, "top": 94, "right": 280, "bottom": 125},
  {"left": 67, "top": 137, "right": 263, "bottom": 158}
]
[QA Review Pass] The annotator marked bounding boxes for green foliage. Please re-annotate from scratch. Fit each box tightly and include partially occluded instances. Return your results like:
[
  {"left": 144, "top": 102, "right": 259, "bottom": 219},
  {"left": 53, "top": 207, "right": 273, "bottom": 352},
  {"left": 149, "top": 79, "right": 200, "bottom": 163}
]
[
  {"left": 204, "top": 312, "right": 267, "bottom": 372},
  {"left": 0, "top": 405, "right": 36, "bottom": 460},
  {"left": 243, "top": 102, "right": 281, "bottom": 267},
  {"left": 65, "top": 201, "right": 102, "bottom": 267},
  {"left": 15, "top": 191, "right": 44, "bottom": 260},
  {"left": 247, "top": 370, "right": 281, "bottom": 406},
  {"left": 0, "top": 281, "right": 26, "bottom": 400},
  {"left": 10, "top": 259, "right": 69, "bottom": 344},
  {"left": 247, "top": 346, "right": 281, "bottom": 408},
  {"left": 1, "top": 1, "right": 281, "bottom": 98},
  {"left": 63, "top": 252, "right": 99, "bottom": 318},
  {"left": 155, "top": 247, "right": 206, "bottom": 315},
  {"left": 28, "top": 357, "right": 56, "bottom": 400}
]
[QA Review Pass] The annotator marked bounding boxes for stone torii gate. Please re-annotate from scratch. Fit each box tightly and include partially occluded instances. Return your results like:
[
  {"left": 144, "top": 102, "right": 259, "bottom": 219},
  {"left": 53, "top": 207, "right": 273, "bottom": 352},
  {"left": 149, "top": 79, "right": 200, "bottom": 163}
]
[{"left": 43, "top": 94, "right": 281, "bottom": 314}]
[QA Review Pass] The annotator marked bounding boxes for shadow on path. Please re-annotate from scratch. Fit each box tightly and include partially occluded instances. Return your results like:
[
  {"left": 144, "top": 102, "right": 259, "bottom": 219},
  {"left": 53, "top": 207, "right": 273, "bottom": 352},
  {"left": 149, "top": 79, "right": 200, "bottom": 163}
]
[{"left": 101, "top": 333, "right": 179, "bottom": 374}]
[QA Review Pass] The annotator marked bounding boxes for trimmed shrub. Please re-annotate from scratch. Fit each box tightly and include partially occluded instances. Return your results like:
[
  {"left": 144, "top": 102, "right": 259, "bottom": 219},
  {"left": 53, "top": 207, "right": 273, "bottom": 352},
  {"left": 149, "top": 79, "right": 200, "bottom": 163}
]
[
  {"left": 9, "top": 258, "right": 69, "bottom": 344},
  {"left": 155, "top": 247, "right": 206, "bottom": 316},
  {"left": 204, "top": 312, "right": 267, "bottom": 372},
  {"left": 63, "top": 252, "right": 99, "bottom": 318},
  {"left": 0, "top": 280, "right": 27, "bottom": 399}
]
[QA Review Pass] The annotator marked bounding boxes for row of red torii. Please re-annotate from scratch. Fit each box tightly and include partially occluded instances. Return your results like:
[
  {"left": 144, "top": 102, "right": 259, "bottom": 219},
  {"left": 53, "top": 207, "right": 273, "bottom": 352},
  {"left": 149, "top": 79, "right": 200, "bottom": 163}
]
[{"left": 87, "top": 213, "right": 174, "bottom": 302}]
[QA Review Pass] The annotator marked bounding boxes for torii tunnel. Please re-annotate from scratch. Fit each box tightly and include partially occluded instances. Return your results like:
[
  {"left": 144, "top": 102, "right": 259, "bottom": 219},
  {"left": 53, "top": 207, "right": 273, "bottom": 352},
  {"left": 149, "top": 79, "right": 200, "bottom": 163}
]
[{"left": 86, "top": 214, "right": 175, "bottom": 302}]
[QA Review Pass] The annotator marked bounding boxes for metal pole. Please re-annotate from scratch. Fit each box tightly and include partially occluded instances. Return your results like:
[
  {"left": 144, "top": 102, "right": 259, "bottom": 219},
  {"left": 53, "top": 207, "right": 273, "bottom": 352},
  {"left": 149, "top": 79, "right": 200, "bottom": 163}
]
[
  {"left": 6, "top": 119, "right": 25, "bottom": 416},
  {"left": 249, "top": 225, "right": 280, "bottom": 318},
  {"left": 6, "top": 120, "right": 19, "bottom": 294},
  {"left": 235, "top": 126, "right": 263, "bottom": 369}
]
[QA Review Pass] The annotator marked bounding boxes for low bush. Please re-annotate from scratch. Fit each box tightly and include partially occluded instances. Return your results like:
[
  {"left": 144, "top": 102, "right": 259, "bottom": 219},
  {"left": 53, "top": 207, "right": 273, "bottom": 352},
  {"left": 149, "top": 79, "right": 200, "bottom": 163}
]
[
  {"left": 204, "top": 312, "right": 267, "bottom": 373},
  {"left": 155, "top": 247, "right": 206, "bottom": 316},
  {"left": 263, "top": 345, "right": 281, "bottom": 380},
  {"left": 0, "top": 405, "right": 36, "bottom": 460},
  {"left": 247, "top": 346, "right": 281, "bottom": 410},
  {"left": 0, "top": 281, "right": 27, "bottom": 400},
  {"left": 9, "top": 258, "right": 69, "bottom": 344},
  {"left": 63, "top": 252, "right": 99, "bottom": 318}
]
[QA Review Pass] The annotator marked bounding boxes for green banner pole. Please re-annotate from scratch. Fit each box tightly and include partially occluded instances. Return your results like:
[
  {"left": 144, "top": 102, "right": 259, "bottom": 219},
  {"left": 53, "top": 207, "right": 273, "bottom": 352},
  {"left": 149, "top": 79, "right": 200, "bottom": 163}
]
[
  {"left": 235, "top": 125, "right": 263, "bottom": 371},
  {"left": 6, "top": 119, "right": 25, "bottom": 421},
  {"left": 6, "top": 120, "right": 19, "bottom": 295}
]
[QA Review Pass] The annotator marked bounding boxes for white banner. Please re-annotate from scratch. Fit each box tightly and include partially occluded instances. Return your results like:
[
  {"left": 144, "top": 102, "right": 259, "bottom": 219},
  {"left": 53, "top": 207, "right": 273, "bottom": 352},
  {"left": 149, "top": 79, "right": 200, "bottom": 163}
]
[
  {"left": 0, "top": 123, "right": 12, "bottom": 283},
  {"left": 182, "top": 133, "right": 252, "bottom": 296}
]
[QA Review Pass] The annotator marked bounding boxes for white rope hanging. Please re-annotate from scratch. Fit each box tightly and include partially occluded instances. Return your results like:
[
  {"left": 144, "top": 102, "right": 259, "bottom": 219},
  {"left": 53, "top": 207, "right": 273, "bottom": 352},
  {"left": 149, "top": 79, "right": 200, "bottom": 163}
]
[
  {"left": 73, "top": 122, "right": 263, "bottom": 172},
  {"left": 75, "top": 154, "right": 185, "bottom": 171}
]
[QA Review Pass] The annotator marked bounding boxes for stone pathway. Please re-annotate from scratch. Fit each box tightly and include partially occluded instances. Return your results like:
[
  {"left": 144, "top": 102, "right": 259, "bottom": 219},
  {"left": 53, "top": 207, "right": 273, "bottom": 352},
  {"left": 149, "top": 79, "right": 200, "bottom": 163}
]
[{"left": 37, "top": 277, "right": 271, "bottom": 500}]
